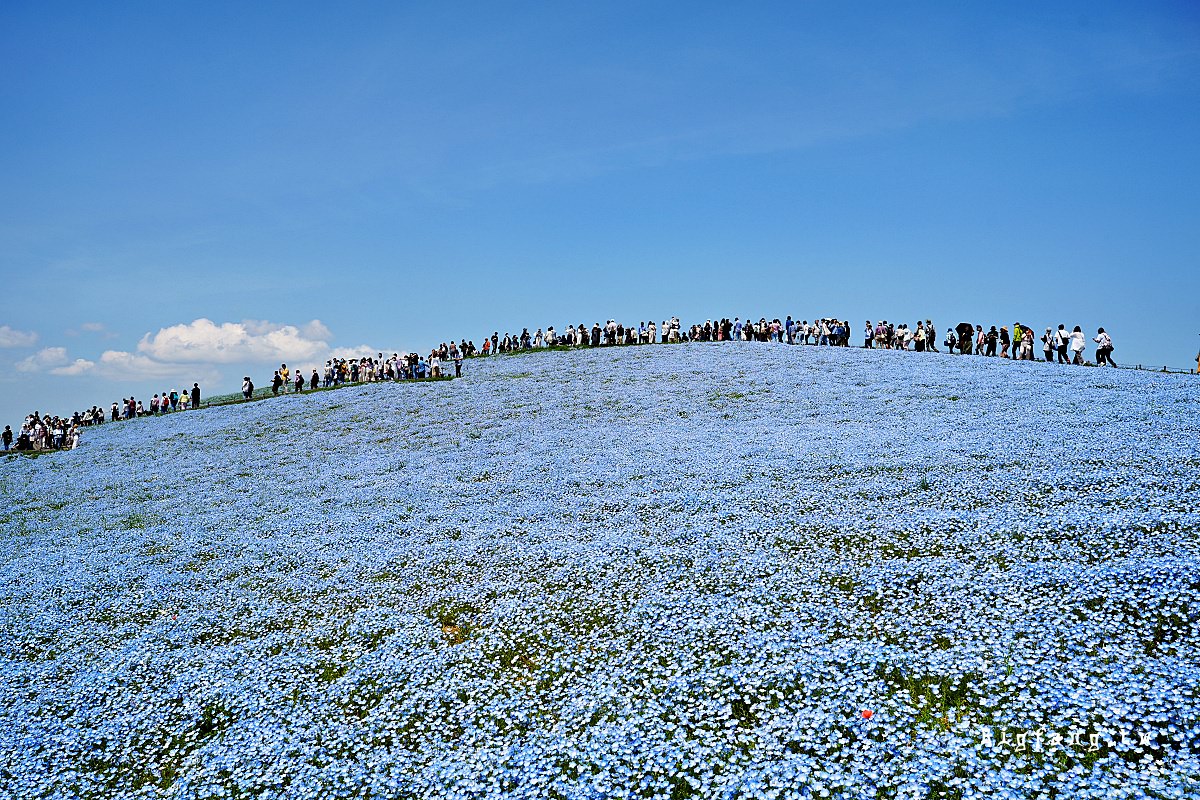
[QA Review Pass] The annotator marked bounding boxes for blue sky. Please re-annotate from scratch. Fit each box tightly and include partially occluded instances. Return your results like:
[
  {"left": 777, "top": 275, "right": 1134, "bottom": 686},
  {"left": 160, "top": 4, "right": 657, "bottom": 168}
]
[{"left": 2, "top": 1, "right": 1198, "bottom": 425}]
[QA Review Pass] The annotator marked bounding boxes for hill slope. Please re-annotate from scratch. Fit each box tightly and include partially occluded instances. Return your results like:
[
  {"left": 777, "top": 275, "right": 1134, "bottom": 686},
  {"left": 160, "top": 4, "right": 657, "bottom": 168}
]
[{"left": 3, "top": 344, "right": 1199, "bottom": 798}]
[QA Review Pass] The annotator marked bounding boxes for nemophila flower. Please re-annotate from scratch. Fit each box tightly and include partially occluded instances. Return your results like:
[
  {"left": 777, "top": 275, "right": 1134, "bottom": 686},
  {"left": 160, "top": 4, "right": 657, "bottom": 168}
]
[{"left": 1, "top": 344, "right": 1199, "bottom": 798}]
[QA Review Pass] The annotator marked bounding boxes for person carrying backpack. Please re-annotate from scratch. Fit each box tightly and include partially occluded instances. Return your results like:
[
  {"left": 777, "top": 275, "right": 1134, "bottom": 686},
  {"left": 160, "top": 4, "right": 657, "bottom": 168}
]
[{"left": 1093, "top": 328, "right": 1116, "bottom": 367}]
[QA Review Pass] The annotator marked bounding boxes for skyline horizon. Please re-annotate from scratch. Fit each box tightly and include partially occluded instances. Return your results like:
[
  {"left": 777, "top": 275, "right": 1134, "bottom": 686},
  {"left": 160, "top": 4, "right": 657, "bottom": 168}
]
[{"left": 4, "top": 302, "right": 1196, "bottom": 430}]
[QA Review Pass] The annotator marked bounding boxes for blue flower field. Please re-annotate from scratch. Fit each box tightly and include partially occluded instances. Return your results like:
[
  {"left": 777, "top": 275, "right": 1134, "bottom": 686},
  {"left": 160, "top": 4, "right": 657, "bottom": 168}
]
[{"left": 2, "top": 344, "right": 1198, "bottom": 799}]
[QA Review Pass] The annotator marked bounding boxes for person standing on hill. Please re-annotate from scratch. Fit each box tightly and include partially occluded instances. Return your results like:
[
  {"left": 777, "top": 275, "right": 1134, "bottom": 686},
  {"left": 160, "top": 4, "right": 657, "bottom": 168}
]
[
  {"left": 1018, "top": 325, "right": 1034, "bottom": 360},
  {"left": 1070, "top": 326, "right": 1086, "bottom": 364},
  {"left": 191, "top": 383, "right": 200, "bottom": 409},
  {"left": 2, "top": 425, "right": 11, "bottom": 451},
  {"left": 1093, "top": 328, "right": 1116, "bottom": 367},
  {"left": 1055, "top": 325, "right": 1070, "bottom": 363}
]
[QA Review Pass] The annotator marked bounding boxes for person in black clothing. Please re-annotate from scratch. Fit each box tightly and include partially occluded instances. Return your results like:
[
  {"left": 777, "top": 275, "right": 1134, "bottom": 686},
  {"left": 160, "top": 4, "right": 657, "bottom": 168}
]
[
  {"left": 310, "top": 370, "right": 319, "bottom": 390},
  {"left": 191, "top": 383, "right": 200, "bottom": 409},
  {"left": 272, "top": 371, "right": 283, "bottom": 395},
  {"left": 2, "top": 425, "right": 11, "bottom": 451},
  {"left": 955, "top": 322, "right": 974, "bottom": 355}
]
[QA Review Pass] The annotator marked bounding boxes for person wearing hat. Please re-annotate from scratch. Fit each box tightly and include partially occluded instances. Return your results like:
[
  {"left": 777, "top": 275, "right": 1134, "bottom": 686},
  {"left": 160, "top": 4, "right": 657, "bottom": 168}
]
[{"left": 1042, "top": 328, "right": 1055, "bottom": 362}]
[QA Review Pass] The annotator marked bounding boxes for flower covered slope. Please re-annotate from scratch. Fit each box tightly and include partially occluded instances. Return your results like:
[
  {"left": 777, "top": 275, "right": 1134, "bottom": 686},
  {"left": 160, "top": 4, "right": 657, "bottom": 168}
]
[{"left": 2, "top": 344, "right": 1199, "bottom": 800}]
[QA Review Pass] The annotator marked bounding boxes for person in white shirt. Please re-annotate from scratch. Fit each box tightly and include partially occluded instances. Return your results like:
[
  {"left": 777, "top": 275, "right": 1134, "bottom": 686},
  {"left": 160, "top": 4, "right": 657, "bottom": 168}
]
[
  {"left": 1093, "top": 328, "right": 1116, "bottom": 367},
  {"left": 1042, "top": 328, "right": 1055, "bottom": 362},
  {"left": 1054, "top": 325, "right": 1070, "bottom": 363},
  {"left": 1069, "top": 326, "right": 1086, "bottom": 365}
]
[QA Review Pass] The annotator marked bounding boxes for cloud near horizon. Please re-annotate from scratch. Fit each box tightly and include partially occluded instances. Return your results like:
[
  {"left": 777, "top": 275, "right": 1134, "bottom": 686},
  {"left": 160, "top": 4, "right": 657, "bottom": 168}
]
[
  {"left": 16, "top": 347, "right": 69, "bottom": 372},
  {"left": 13, "top": 318, "right": 378, "bottom": 383},
  {"left": 136, "top": 318, "right": 333, "bottom": 364},
  {"left": 0, "top": 325, "right": 38, "bottom": 348},
  {"left": 90, "top": 350, "right": 210, "bottom": 381},
  {"left": 51, "top": 358, "right": 96, "bottom": 376}
]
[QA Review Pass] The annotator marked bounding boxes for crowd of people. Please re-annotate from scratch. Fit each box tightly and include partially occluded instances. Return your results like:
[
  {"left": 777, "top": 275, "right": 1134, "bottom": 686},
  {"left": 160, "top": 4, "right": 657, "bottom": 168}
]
[
  {"left": 477, "top": 318, "right": 862, "bottom": 353},
  {"left": 475, "top": 316, "right": 1119, "bottom": 367},
  {"left": 938, "top": 322, "right": 1117, "bottom": 365},
  {"left": 257, "top": 348, "right": 466, "bottom": 399},
  {"left": 4, "top": 384, "right": 205, "bottom": 453},
  {"left": 5, "top": 312, "right": 1131, "bottom": 454}
]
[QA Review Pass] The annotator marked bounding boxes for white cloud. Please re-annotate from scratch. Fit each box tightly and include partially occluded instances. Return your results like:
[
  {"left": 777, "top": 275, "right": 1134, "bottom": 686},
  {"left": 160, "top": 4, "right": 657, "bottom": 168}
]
[
  {"left": 329, "top": 345, "right": 380, "bottom": 361},
  {"left": 136, "top": 318, "right": 332, "bottom": 364},
  {"left": 0, "top": 325, "right": 38, "bottom": 348},
  {"left": 11, "top": 318, "right": 364, "bottom": 386},
  {"left": 94, "top": 350, "right": 209, "bottom": 381},
  {"left": 301, "top": 320, "right": 333, "bottom": 341},
  {"left": 50, "top": 358, "right": 96, "bottom": 376},
  {"left": 16, "top": 347, "right": 69, "bottom": 372}
]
